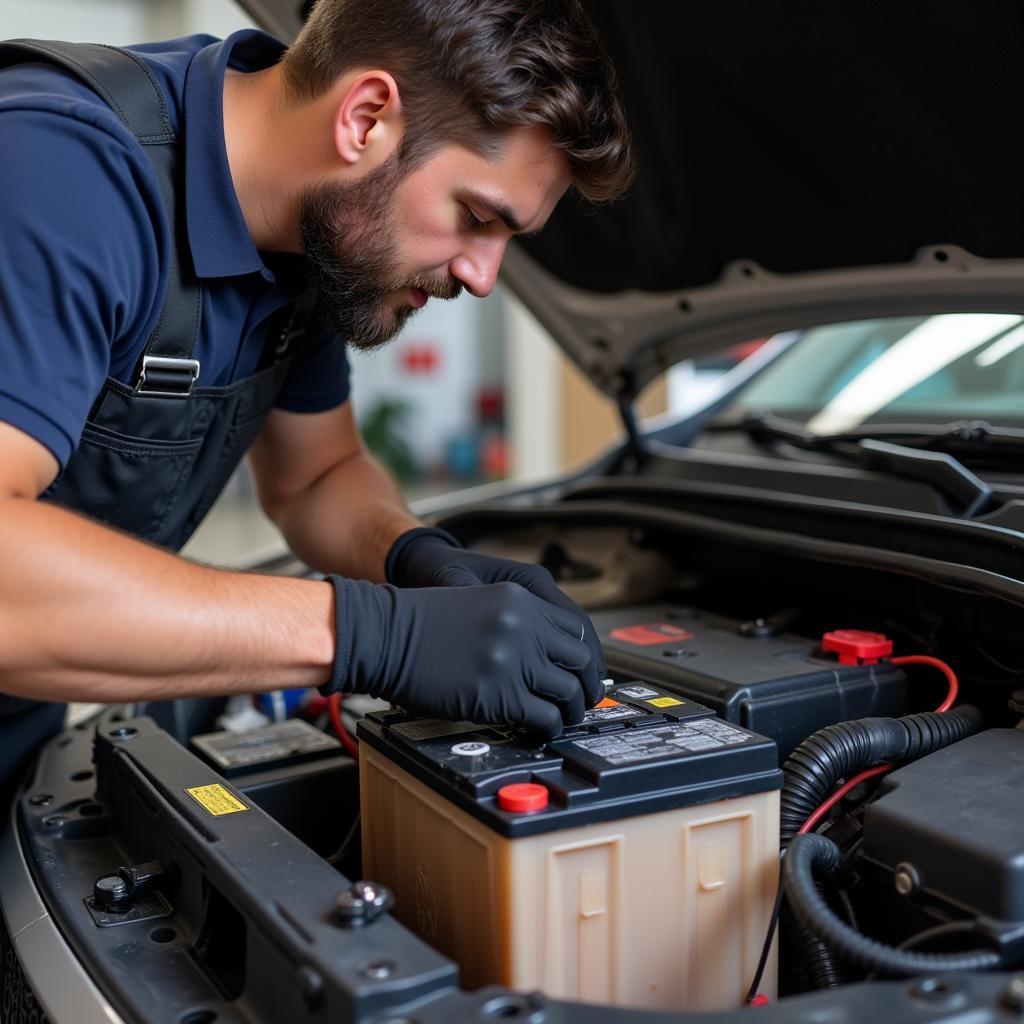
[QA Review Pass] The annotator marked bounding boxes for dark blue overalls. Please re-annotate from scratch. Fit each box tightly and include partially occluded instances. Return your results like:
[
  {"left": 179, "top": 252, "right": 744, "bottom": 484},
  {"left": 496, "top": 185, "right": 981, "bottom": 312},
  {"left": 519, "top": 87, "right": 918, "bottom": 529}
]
[{"left": 0, "top": 40, "right": 314, "bottom": 804}]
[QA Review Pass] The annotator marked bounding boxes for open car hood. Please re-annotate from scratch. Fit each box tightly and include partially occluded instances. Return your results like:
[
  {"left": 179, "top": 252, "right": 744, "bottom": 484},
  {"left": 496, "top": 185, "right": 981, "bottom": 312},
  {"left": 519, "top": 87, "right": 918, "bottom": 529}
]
[{"left": 242, "top": 0, "right": 1024, "bottom": 401}]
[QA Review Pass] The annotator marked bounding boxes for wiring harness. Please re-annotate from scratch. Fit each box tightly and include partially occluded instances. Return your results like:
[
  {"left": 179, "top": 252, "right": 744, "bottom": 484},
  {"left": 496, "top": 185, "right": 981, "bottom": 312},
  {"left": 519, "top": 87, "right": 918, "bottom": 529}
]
[{"left": 747, "top": 642, "right": 988, "bottom": 1001}]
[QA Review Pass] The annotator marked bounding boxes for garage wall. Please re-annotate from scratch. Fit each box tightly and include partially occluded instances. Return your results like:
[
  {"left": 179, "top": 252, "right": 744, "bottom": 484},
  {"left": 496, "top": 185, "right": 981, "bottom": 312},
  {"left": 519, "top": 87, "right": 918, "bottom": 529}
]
[{"left": 3, "top": 0, "right": 255, "bottom": 43}]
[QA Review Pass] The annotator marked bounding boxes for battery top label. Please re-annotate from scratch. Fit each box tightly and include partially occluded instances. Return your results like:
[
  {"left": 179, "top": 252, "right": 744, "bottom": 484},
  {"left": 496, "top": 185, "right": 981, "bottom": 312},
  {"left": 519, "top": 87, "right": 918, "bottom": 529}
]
[
  {"left": 610, "top": 623, "right": 695, "bottom": 646},
  {"left": 583, "top": 699, "right": 645, "bottom": 724},
  {"left": 617, "top": 684, "right": 661, "bottom": 699},
  {"left": 571, "top": 719, "right": 751, "bottom": 766}
]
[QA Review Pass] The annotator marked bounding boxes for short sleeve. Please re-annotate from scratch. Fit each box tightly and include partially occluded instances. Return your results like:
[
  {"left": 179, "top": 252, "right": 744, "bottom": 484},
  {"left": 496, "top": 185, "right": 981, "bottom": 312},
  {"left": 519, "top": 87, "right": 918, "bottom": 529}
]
[
  {"left": 273, "top": 318, "right": 352, "bottom": 413},
  {"left": 0, "top": 100, "right": 162, "bottom": 466}
]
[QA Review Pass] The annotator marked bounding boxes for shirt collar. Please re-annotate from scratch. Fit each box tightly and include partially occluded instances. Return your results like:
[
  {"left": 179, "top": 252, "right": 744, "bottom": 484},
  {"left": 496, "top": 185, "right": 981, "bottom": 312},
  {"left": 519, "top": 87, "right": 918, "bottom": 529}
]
[{"left": 183, "top": 30, "right": 286, "bottom": 280}]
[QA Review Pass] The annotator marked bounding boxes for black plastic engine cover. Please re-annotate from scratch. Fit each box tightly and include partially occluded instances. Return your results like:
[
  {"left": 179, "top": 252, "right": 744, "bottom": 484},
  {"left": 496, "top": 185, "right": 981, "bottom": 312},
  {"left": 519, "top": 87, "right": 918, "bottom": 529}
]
[{"left": 862, "top": 729, "right": 1024, "bottom": 922}]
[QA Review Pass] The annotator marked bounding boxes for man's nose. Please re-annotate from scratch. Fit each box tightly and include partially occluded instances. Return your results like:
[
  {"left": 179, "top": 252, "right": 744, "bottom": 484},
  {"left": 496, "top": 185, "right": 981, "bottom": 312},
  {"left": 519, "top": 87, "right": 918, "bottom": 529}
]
[{"left": 450, "top": 238, "right": 506, "bottom": 298}]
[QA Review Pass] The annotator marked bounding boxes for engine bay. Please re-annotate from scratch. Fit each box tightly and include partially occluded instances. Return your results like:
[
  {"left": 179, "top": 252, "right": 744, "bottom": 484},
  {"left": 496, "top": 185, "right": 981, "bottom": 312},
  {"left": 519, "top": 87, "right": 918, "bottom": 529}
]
[{"left": 10, "top": 502, "right": 1024, "bottom": 1023}]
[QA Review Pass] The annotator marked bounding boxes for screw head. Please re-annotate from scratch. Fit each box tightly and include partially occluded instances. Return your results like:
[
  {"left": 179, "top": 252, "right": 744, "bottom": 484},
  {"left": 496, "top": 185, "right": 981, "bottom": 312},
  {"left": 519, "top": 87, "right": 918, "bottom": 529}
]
[
  {"left": 361, "top": 959, "right": 395, "bottom": 980},
  {"left": 894, "top": 862, "right": 920, "bottom": 896},
  {"left": 481, "top": 995, "right": 546, "bottom": 1022},
  {"left": 740, "top": 617, "right": 776, "bottom": 638},
  {"left": 354, "top": 882, "right": 381, "bottom": 903},
  {"left": 909, "top": 976, "right": 964, "bottom": 1008},
  {"left": 296, "top": 966, "right": 323, "bottom": 1009},
  {"left": 336, "top": 881, "right": 393, "bottom": 926},
  {"left": 335, "top": 889, "right": 368, "bottom": 923},
  {"left": 93, "top": 873, "right": 130, "bottom": 911},
  {"left": 1003, "top": 975, "right": 1024, "bottom": 1012},
  {"left": 95, "top": 875, "right": 127, "bottom": 896},
  {"left": 353, "top": 880, "right": 393, "bottom": 912}
]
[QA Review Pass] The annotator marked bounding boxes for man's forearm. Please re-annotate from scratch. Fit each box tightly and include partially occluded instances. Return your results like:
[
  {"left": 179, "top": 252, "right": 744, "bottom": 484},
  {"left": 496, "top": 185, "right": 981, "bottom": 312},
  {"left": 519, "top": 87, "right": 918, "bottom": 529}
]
[
  {"left": 0, "top": 497, "right": 334, "bottom": 703},
  {"left": 264, "top": 448, "right": 421, "bottom": 582}
]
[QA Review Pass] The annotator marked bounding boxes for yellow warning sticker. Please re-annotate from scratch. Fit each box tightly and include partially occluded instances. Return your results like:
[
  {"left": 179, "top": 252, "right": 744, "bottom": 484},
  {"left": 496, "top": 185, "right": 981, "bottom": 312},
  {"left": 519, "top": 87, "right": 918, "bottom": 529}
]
[
  {"left": 185, "top": 784, "right": 249, "bottom": 816},
  {"left": 647, "top": 696, "right": 685, "bottom": 708}
]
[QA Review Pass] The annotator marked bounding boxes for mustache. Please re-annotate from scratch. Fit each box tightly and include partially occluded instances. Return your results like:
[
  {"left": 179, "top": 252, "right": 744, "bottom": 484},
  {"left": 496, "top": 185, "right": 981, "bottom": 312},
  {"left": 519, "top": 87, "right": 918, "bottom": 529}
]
[{"left": 395, "top": 273, "right": 464, "bottom": 302}]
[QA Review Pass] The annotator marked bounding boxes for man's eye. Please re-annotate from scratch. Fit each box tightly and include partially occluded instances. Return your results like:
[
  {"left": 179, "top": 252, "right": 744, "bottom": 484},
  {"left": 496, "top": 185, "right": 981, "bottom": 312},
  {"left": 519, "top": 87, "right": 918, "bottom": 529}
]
[{"left": 463, "top": 206, "right": 485, "bottom": 230}]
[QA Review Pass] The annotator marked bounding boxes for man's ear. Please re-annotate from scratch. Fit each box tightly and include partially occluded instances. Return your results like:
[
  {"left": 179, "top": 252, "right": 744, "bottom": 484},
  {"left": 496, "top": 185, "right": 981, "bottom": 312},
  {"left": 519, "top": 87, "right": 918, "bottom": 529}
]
[{"left": 333, "top": 71, "right": 403, "bottom": 168}]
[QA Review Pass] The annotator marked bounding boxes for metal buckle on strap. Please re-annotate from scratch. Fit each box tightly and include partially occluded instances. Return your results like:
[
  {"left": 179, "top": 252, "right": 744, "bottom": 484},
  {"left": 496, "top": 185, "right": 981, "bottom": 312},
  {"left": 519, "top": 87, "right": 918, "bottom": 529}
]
[{"left": 134, "top": 355, "right": 200, "bottom": 397}]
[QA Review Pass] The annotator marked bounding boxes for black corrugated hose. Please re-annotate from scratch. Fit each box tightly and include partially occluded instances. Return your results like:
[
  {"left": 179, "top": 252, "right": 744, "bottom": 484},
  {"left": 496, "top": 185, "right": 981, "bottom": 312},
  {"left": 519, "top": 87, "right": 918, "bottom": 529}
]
[
  {"left": 791, "top": 908, "right": 847, "bottom": 987},
  {"left": 785, "top": 833, "right": 1002, "bottom": 976},
  {"left": 780, "top": 706, "right": 983, "bottom": 843},
  {"left": 777, "top": 706, "right": 983, "bottom": 989}
]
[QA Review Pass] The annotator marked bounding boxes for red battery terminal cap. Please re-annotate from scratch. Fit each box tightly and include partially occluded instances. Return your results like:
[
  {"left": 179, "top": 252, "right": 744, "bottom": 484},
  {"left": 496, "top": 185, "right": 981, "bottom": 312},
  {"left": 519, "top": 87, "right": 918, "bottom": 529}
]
[
  {"left": 497, "top": 783, "right": 549, "bottom": 813},
  {"left": 822, "top": 629, "right": 893, "bottom": 665}
]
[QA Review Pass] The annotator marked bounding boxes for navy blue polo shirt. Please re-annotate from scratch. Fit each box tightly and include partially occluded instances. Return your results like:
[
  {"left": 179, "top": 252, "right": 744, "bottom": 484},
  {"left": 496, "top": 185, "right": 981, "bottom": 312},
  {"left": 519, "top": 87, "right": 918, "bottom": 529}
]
[{"left": 0, "top": 30, "right": 351, "bottom": 468}]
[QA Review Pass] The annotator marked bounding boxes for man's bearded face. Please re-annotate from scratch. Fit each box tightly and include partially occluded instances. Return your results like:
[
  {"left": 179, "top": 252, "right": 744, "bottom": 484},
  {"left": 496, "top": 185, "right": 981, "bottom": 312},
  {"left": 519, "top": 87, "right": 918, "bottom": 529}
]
[{"left": 299, "top": 157, "right": 462, "bottom": 352}]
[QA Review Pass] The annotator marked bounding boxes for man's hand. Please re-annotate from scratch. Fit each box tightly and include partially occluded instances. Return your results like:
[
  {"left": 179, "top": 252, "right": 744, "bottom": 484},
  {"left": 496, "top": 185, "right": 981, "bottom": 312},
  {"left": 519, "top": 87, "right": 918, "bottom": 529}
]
[
  {"left": 327, "top": 576, "right": 592, "bottom": 738},
  {"left": 385, "top": 527, "right": 606, "bottom": 709}
]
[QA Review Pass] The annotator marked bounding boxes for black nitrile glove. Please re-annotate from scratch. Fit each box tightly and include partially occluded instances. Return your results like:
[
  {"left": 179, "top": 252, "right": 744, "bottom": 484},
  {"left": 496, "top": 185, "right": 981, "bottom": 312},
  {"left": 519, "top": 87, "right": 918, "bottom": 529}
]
[
  {"left": 385, "top": 527, "right": 606, "bottom": 709},
  {"left": 323, "top": 575, "right": 592, "bottom": 738}
]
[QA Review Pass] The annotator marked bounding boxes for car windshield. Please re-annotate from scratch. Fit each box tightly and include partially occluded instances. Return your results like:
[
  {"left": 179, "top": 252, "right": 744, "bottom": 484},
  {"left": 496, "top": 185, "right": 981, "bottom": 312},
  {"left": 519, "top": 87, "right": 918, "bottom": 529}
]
[{"left": 720, "top": 313, "right": 1024, "bottom": 433}]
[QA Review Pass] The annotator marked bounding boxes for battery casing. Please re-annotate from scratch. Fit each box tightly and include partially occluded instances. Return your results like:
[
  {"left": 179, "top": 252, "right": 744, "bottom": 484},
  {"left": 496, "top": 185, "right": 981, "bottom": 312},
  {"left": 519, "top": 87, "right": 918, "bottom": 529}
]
[
  {"left": 591, "top": 604, "right": 907, "bottom": 761},
  {"left": 359, "top": 685, "right": 780, "bottom": 1012}
]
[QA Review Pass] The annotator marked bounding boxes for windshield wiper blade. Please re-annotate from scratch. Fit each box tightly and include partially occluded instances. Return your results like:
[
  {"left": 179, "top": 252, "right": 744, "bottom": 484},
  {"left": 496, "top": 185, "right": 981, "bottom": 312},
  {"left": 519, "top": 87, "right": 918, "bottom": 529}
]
[
  {"left": 738, "top": 413, "right": 1024, "bottom": 451},
  {"left": 740, "top": 412, "right": 994, "bottom": 517}
]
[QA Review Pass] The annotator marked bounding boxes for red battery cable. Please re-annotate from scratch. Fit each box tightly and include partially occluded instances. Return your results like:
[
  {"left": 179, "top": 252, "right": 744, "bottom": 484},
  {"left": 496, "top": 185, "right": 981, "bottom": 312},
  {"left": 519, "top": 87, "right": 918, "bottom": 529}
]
[
  {"left": 329, "top": 692, "right": 360, "bottom": 760},
  {"left": 797, "top": 655, "right": 959, "bottom": 835},
  {"left": 890, "top": 654, "right": 959, "bottom": 712}
]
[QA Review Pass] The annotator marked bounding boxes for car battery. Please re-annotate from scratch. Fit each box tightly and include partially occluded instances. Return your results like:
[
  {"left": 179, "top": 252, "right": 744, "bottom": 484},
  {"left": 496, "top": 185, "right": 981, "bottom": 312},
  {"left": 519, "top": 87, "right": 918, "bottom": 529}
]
[
  {"left": 358, "top": 683, "right": 781, "bottom": 1012},
  {"left": 190, "top": 719, "right": 342, "bottom": 777},
  {"left": 591, "top": 604, "right": 907, "bottom": 761}
]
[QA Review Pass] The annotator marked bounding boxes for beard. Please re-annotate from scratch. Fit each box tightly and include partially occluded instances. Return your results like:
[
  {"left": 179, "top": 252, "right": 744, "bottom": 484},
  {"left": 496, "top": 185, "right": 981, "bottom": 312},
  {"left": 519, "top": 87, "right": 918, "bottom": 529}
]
[{"left": 299, "top": 156, "right": 462, "bottom": 352}]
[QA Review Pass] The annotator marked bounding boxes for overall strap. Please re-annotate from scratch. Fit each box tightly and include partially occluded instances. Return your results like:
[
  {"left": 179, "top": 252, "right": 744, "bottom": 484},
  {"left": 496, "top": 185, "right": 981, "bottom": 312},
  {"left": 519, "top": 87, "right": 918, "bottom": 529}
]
[
  {"left": 0, "top": 39, "right": 202, "bottom": 397},
  {"left": 261, "top": 281, "right": 321, "bottom": 368}
]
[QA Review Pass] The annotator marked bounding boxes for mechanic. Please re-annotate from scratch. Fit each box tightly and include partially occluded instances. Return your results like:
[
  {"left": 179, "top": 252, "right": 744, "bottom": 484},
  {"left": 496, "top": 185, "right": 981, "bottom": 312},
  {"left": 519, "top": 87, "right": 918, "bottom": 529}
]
[{"left": 0, "top": 0, "right": 634, "bottom": 799}]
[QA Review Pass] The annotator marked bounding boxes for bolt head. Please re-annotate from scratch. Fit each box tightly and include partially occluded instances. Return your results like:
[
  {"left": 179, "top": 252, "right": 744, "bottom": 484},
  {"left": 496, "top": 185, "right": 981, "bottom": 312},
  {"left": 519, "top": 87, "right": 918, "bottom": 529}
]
[
  {"left": 909, "top": 976, "right": 964, "bottom": 1009},
  {"left": 353, "top": 882, "right": 383, "bottom": 905},
  {"left": 481, "top": 995, "right": 546, "bottom": 1023},
  {"left": 894, "top": 861, "right": 920, "bottom": 896},
  {"left": 1003, "top": 975, "right": 1024, "bottom": 1012},
  {"left": 335, "top": 890, "right": 367, "bottom": 918},
  {"left": 361, "top": 959, "right": 395, "bottom": 980},
  {"left": 296, "top": 966, "right": 323, "bottom": 1009},
  {"left": 353, "top": 880, "right": 394, "bottom": 912},
  {"left": 337, "top": 880, "right": 393, "bottom": 926},
  {"left": 93, "top": 874, "right": 131, "bottom": 911},
  {"left": 95, "top": 875, "right": 127, "bottom": 895}
]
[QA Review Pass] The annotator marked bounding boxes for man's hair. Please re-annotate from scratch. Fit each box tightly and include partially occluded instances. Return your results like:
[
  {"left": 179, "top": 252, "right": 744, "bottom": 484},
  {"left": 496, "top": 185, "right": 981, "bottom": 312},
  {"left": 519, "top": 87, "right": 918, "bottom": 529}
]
[{"left": 281, "top": 0, "right": 634, "bottom": 202}]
